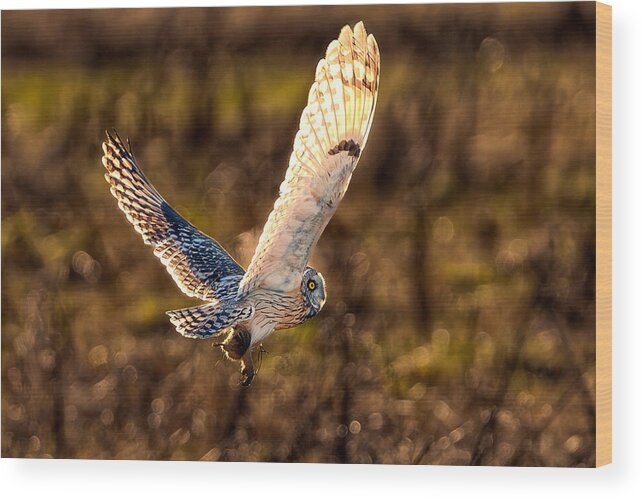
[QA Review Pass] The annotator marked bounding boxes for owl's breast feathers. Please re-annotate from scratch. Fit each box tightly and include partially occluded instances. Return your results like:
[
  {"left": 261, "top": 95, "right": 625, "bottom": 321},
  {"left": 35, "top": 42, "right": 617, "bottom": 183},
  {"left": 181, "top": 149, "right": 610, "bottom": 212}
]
[{"left": 245, "top": 288, "right": 311, "bottom": 331}]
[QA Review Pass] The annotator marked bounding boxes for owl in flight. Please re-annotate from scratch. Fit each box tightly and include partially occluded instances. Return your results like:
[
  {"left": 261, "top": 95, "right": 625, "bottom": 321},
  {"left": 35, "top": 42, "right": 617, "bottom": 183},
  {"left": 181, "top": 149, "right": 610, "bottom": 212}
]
[{"left": 102, "top": 22, "right": 380, "bottom": 385}]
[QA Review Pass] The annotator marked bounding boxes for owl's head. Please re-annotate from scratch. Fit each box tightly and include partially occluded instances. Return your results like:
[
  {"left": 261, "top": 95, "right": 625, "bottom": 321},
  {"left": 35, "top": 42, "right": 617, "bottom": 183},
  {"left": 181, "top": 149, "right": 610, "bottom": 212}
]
[{"left": 301, "top": 266, "right": 326, "bottom": 317}]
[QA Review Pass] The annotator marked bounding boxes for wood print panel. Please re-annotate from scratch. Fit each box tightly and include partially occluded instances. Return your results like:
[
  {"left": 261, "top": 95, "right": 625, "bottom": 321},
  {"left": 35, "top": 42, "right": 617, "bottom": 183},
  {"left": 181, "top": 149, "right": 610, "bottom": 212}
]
[{"left": 1, "top": 2, "right": 609, "bottom": 466}]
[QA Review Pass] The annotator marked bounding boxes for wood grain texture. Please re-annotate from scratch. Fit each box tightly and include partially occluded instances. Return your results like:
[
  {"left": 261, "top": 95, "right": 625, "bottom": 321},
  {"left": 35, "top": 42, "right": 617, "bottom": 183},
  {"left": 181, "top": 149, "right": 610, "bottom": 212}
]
[{"left": 595, "top": 1, "right": 612, "bottom": 467}]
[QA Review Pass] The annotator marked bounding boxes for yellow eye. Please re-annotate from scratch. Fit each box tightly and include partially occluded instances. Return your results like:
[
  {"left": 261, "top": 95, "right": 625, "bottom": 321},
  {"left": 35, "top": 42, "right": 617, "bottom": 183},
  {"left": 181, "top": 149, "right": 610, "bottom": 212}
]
[{"left": 308, "top": 280, "right": 316, "bottom": 291}]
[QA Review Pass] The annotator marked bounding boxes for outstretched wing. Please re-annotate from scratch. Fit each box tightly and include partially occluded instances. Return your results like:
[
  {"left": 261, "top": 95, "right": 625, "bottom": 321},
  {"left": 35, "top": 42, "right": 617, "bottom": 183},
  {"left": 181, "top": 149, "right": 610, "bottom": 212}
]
[
  {"left": 238, "top": 21, "right": 380, "bottom": 295},
  {"left": 102, "top": 131, "right": 244, "bottom": 301}
]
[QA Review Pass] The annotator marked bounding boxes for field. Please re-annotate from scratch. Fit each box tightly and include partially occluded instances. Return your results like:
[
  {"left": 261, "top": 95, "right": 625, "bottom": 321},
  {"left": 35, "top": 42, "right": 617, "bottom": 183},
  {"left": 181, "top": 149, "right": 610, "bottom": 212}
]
[{"left": 2, "top": 3, "right": 597, "bottom": 465}]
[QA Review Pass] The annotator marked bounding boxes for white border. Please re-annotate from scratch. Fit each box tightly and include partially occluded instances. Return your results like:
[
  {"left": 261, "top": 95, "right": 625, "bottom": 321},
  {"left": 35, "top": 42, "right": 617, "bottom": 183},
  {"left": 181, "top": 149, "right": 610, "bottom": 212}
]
[{"left": 2, "top": 0, "right": 642, "bottom": 497}]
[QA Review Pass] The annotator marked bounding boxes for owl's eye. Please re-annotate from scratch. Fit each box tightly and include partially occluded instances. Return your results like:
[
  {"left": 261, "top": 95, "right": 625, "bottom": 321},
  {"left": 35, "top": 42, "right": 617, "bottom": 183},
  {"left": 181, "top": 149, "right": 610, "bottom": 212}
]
[{"left": 307, "top": 279, "right": 316, "bottom": 291}]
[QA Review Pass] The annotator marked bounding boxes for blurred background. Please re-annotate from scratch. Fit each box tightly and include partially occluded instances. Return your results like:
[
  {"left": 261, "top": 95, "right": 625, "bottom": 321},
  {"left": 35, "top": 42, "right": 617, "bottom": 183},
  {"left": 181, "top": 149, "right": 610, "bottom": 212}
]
[{"left": 2, "top": 3, "right": 596, "bottom": 466}]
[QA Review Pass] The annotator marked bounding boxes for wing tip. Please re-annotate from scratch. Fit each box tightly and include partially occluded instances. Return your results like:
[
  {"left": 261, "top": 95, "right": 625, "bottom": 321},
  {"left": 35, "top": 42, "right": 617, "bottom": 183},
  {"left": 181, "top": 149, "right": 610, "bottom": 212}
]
[
  {"left": 339, "top": 24, "right": 353, "bottom": 43},
  {"left": 367, "top": 33, "right": 379, "bottom": 53},
  {"left": 104, "top": 128, "right": 121, "bottom": 146},
  {"left": 353, "top": 20, "right": 367, "bottom": 44},
  {"left": 103, "top": 128, "right": 135, "bottom": 159}
]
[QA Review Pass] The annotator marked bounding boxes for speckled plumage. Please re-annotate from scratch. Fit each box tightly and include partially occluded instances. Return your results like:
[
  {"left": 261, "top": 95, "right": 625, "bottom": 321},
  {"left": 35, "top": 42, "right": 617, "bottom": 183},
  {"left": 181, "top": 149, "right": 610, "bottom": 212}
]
[{"left": 102, "top": 22, "right": 380, "bottom": 385}]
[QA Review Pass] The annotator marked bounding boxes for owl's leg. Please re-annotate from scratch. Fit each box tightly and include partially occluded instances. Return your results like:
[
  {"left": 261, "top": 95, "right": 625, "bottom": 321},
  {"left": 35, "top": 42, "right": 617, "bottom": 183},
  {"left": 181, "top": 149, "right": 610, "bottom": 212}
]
[
  {"left": 219, "top": 327, "right": 250, "bottom": 361},
  {"left": 217, "top": 326, "right": 255, "bottom": 386},
  {"left": 239, "top": 350, "right": 255, "bottom": 387}
]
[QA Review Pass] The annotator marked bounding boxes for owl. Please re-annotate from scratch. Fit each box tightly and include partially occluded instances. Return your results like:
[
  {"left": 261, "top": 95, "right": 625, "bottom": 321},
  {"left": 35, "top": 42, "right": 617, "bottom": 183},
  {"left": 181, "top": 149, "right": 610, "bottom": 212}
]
[{"left": 102, "top": 22, "right": 380, "bottom": 385}]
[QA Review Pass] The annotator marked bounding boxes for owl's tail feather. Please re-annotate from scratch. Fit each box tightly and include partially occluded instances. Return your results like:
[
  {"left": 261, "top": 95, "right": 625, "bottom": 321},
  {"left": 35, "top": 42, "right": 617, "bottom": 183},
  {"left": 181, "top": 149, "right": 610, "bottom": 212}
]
[{"left": 166, "top": 302, "right": 254, "bottom": 339}]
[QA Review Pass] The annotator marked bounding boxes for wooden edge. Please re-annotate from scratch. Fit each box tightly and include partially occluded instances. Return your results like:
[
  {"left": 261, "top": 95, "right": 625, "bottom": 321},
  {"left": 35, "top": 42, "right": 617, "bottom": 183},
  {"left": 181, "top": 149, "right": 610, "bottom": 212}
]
[{"left": 595, "top": 1, "right": 612, "bottom": 467}]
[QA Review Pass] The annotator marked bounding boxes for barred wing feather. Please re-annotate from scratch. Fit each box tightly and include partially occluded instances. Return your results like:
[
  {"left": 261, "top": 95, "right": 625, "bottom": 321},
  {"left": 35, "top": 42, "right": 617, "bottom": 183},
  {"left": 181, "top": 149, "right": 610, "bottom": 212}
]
[
  {"left": 102, "top": 132, "right": 245, "bottom": 301},
  {"left": 239, "top": 22, "right": 380, "bottom": 295}
]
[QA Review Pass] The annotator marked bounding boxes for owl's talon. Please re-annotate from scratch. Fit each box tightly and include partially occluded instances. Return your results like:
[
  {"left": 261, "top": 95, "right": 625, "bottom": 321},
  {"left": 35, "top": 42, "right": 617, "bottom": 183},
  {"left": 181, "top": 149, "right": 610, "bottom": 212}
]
[
  {"left": 239, "top": 349, "right": 255, "bottom": 386},
  {"left": 239, "top": 367, "right": 255, "bottom": 386}
]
